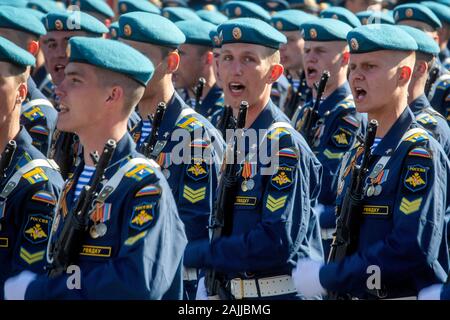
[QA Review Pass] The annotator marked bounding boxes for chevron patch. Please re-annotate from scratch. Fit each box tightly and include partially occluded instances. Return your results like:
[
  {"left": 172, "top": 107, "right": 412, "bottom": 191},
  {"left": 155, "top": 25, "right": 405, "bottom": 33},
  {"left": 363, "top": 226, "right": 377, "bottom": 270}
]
[
  {"left": 23, "top": 106, "right": 44, "bottom": 121},
  {"left": 399, "top": 197, "right": 422, "bottom": 215},
  {"left": 20, "top": 247, "right": 45, "bottom": 265},
  {"left": 416, "top": 113, "right": 437, "bottom": 126},
  {"left": 323, "top": 149, "right": 344, "bottom": 159},
  {"left": 266, "top": 195, "right": 288, "bottom": 212},
  {"left": 124, "top": 231, "right": 148, "bottom": 246},
  {"left": 268, "top": 127, "right": 290, "bottom": 140},
  {"left": 183, "top": 186, "right": 206, "bottom": 203},
  {"left": 23, "top": 167, "right": 48, "bottom": 184}
]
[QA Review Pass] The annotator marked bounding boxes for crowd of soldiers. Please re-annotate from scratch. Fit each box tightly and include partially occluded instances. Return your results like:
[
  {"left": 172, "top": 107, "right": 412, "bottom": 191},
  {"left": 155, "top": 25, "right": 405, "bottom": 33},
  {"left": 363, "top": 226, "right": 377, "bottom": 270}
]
[{"left": 0, "top": 0, "right": 449, "bottom": 300}]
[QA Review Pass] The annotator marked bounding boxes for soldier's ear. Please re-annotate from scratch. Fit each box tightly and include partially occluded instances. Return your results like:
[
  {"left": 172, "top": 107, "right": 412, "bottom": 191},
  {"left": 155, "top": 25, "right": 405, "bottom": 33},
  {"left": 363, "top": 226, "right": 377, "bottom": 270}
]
[
  {"left": 16, "top": 82, "right": 27, "bottom": 104},
  {"left": 269, "top": 64, "right": 284, "bottom": 83},
  {"left": 342, "top": 52, "right": 350, "bottom": 65},
  {"left": 399, "top": 66, "right": 412, "bottom": 82},
  {"left": 205, "top": 51, "right": 213, "bottom": 65},
  {"left": 167, "top": 51, "right": 180, "bottom": 73},
  {"left": 27, "top": 40, "right": 40, "bottom": 57}
]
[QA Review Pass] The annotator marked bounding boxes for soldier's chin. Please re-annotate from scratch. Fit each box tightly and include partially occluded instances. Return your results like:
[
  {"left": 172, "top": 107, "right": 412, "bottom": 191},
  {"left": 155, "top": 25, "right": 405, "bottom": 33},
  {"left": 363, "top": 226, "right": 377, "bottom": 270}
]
[{"left": 56, "top": 118, "right": 74, "bottom": 133}]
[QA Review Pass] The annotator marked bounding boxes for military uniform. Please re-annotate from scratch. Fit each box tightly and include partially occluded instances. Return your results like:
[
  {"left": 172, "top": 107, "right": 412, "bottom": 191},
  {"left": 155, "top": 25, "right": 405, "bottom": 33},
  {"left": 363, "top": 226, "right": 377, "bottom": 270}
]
[
  {"left": 196, "top": 84, "right": 225, "bottom": 127},
  {"left": 428, "top": 71, "right": 450, "bottom": 125}
]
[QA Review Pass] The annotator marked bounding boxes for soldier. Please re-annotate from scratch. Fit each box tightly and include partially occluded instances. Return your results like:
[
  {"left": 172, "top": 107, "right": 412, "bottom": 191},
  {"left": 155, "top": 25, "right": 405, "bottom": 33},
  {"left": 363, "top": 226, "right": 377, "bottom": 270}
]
[
  {"left": 118, "top": 12, "right": 225, "bottom": 299},
  {"left": 291, "top": 18, "right": 366, "bottom": 258},
  {"left": 270, "top": 9, "right": 317, "bottom": 118},
  {"left": 117, "top": 0, "right": 161, "bottom": 15},
  {"left": 174, "top": 20, "right": 225, "bottom": 126},
  {"left": 293, "top": 24, "right": 450, "bottom": 300},
  {"left": 74, "top": 0, "right": 115, "bottom": 26},
  {"left": 191, "top": 18, "right": 324, "bottom": 300},
  {"left": 222, "top": 1, "right": 271, "bottom": 23},
  {"left": 393, "top": 3, "right": 449, "bottom": 123},
  {"left": 399, "top": 25, "right": 450, "bottom": 158},
  {"left": 0, "top": 36, "right": 63, "bottom": 299},
  {"left": 320, "top": 6, "right": 362, "bottom": 28},
  {"left": 3, "top": 37, "right": 187, "bottom": 300}
]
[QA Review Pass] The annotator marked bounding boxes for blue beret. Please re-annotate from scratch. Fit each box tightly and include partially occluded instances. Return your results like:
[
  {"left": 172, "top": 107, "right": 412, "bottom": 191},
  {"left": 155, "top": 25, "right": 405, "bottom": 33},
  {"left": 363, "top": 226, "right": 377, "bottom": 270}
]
[
  {"left": 347, "top": 24, "right": 418, "bottom": 54},
  {"left": 162, "top": 7, "right": 201, "bottom": 22},
  {"left": 437, "top": 0, "right": 450, "bottom": 6},
  {"left": 176, "top": 20, "right": 217, "bottom": 46},
  {"left": 0, "top": 0, "right": 28, "bottom": 7},
  {"left": 44, "top": 11, "right": 108, "bottom": 35},
  {"left": 196, "top": 9, "right": 228, "bottom": 25},
  {"left": 398, "top": 25, "right": 439, "bottom": 56},
  {"left": 0, "top": 36, "right": 36, "bottom": 67},
  {"left": 217, "top": 17, "right": 287, "bottom": 49},
  {"left": 421, "top": 1, "right": 450, "bottom": 25},
  {"left": 68, "top": 37, "right": 154, "bottom": 86},
  {"left": 393, "top": 3, "right": 442, "bottom": 30},
  {"left": 301, "top": 18, "right": 352, "bottom": 41},
  {"left": 0, "top": 6, "right": 47, "bottom": 37},
  {"left": 119, "top": 12, "right": 186, "bottom": 47},
  {"left": 222, "top": 1, "right": 271, "bottom": 23},
  {"left": 75, "top": 0, "right": 115, "bottom": 19},
  {"left": 109, "top": 21, "right": 119, "bottom": 40},
  {"left": 320, "top": 6, "right": 362, "bottom": 28},
  {"left": 118, "top": 0, "right": 161, "bottom": 15},
  {"left": 162, "top": 0, "right": 189, "bottom": 7},
  {"left": 289, "top": 0, "right": 320, "bottom": 14},
  {"left": 271, "top": 9, "right": 317, "bottom": 31},
  {"left": 27, "top": 0, "right": 65, "bottom": 13},
  {"left": 209, "top": 29, "right": 221, "bottom": 48},
  {"left": 257, "top": 0, "right": 290, "bottom": 13},
  {"left": 356, "top": 10, "right": 395, "bottom": 25}
]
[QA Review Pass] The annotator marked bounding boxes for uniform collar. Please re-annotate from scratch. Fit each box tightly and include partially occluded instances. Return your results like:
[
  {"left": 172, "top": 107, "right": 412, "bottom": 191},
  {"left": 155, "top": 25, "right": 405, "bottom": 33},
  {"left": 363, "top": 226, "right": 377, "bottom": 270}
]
[
  {"left": 409, "top": 94, "right": 431, "bottom": 114},
  {"left": 250, "top": 99, "right": 289, "bottom": 130},
  {"left": 372, "top": 107, "right": 415, "bottom": 156},
  {"left": 317, "top": 82, "right": 352, "bottom": 116}
]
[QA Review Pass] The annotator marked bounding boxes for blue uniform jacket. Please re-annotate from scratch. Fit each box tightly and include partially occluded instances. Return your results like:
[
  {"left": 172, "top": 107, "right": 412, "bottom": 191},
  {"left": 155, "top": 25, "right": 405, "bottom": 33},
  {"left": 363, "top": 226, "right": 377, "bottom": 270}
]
[
  {"left": 410, "top": 94, "right": 450, "bottom": 158},
  {"left": 130, "top": 92, "right": 225, "bottom": 243},
  {"left": 185, "top": 100, "right": 324, "bottom": 281},
  {"left": 196, "top": 84, "right": 225, "bottom": 128},
  {"left": 428, "top": 63, "right": 450, "bottom": 125},
  {"left": 25, "top": 133, "right": 187, "bottom": 300},
  {"left": 292, "top": 83, "right": 366, "bottom": 231},
  {"left": 321, "top": 108, "right": 450, "bottom": 299},
  {"left": 0, "top": 128, "right": 63, "bottom": 298}
]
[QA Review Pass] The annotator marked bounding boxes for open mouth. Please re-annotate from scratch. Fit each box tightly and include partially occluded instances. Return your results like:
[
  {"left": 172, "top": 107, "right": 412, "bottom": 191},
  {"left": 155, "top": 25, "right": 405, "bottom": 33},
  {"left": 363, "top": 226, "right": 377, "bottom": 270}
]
[
  {"left": 354, "top": 86, "right": 367, "bottom": 102},
  {"left": 228, "top": 82, "right": 245, "bottom": 94},
  {"left": 306, "top": 66, "right": 318, "bottom": 79},
  {"left": 58, "top": 104, "right": 69, "bottom": 114},
  {"left": 54, "top": 64, "right": 65, "bottom": 73}
]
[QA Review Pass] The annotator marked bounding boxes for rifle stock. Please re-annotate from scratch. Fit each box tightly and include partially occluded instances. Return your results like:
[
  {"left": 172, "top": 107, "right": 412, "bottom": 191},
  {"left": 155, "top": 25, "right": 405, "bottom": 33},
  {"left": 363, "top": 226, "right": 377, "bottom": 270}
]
[
  {"left": 48, "top": 139, "right": 116, "bottom": 277},
  {"left": 327, "top": 119, "right": 378, "bottom": 300},
  {"left": 205, "top": 101, "right": 248, "bottom": 299}
]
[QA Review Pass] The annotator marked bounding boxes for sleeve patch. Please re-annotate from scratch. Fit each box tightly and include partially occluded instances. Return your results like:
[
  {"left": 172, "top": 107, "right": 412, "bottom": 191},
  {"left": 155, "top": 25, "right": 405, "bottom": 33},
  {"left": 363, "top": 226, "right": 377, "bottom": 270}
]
[
  {"left": 341, "top": 114, "right": 360, "bottom": 127},
  {"left": 190, "top": 139, "right": 209, "bottom": 149},
  {"left": 416, "top": 113, "right": 437, "bottom": 126},
  {"left": 277, "top": 147, "right": 299, "bottom": 160},
  {"left": 186, "top": 159, "right": 209, "bottom": 181},
  {"left": 125, "top": 164, "right": 154, "bottom": 181},
  {"left": 29, "top": 125, "right": 49, "bottom": 136},
  {"left": 399, "top": 197, "right": 423, "bottom": 215},
  {"left": 408, "top": 147, "right": 432, "bottom": 159},
  {"left": 404, "top": 165, "right": 429, "bottom": 192},
  {"left": 23, "top": 214, "right": 50, "bottom": 244},
  {"left": 135, "top": 185, "right": 161, "bottom": 197},
  {"left": 268, "top": 127, "right": 291, "bottom": 140},
  {"left": 31, "top": 191, "right": 57, "bottom": 205},
  {"left": 176, "top": 116, "right": 204, "bottom": 132},
  {"left": 124, "top": 231, "right": 148, "bottom": 246},
  {"left": 331, "top": 127, "right": 354, "bottom": 148},
  {"left": 404, "top": 132, "right": 429, "bottom": 143},
  {"left": 23, "top": 167, "right": 48, "bottom": 184},
  {"left": 266, "top": 195, "right": 287, "bottom": 212},
  {"left": 270, "top": 165, "right": 294, "bottom": 190},
  {"left": 183, "top": 185, "right": 206, "bottom": 203},
  {"left": 323, "top": 149, "right": 344, "bottom": 159},
  {"left": 19, "top": 247, "right": 45, "bottom": 265},
  {"left": 22, "top": 106, "right": 44, "bottom": 121},
  {"left": 129, "top": 202, "right": 155, "bottom": 231}
]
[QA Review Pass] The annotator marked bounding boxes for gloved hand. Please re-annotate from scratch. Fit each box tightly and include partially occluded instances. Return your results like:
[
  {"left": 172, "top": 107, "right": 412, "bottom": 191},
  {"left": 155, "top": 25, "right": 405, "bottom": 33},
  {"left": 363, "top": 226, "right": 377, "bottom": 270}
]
[
  {"left": 4, "top": 270, "right": 37, "bottom": 300},
  {"left": 292, "top": 258, "right": 326, "bottom": 298},
  {"left": 418, "top": 284, "right": 443, "bottom": 300}
]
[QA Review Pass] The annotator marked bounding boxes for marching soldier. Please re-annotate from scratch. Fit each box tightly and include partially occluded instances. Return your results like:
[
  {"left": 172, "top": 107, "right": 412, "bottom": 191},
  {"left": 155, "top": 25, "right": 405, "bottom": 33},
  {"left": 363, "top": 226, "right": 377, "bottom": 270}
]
[
  {"left": 191, "top": 17, "right": 324, "bottom": 300},
  {"left": 0, "top": 36, "right": 63, "bottom": 299},
  {"left": 118, "top": 12, "right": 225, "bottom": 299},
  {"left": 399, "top": 25, "right": 450, "bottom": 158},
  {"left": 174, "top": 20, "right": 225, "bottom": 126},
  {"left": 3, "top": 37, "right": 187, "bottom": 300},
  {"left": 293, "top": 24, "right": 450, "bottom": 300},
  {"left": 291, "top": 18, "right": 366, "bottom": 258}
]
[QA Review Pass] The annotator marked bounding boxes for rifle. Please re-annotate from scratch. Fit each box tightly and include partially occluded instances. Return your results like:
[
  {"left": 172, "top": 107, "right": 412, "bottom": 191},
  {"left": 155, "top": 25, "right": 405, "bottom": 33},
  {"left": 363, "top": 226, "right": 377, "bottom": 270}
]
[
  {"left": 217, "top": 105, "right": 234, "bottom": 139},
  {"left": 0, "top": 140, "right": 17, "bottom": 178},
  {"left": 327, "top": 119, "right": 378, "bottom": 300},
  {"left": 194, "top": 77, "right": 206, "bottom": 111},
  {"left": 48, "top": 139, "right": 116, "bottom": 277},
  {"left": 424, "top": 66, "right": 439, "bottom": 98},
  {"left": 54, "top": 132, "right": 77, "bottom": 180},
  {"left": 205, "top": 101, "right": 248, "bottom": 299},
  {"left": 300, "top": 70, "right": 330, "bottom": 146},
  {"left": 140, "top": 102, "right": 167, "bottom": 159}
]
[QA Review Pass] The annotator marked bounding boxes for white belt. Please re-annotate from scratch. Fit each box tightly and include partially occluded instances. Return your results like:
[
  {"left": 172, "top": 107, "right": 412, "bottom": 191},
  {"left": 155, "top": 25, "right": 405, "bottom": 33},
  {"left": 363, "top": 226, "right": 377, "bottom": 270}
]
[
  {"left": 321, "top": 228, "right": 335, "bottom": 240},
  {"left": 230, "top": 275, "right": 297, "bottom": 299},
  {"left": 183, "top": 268, "right": 198, "bottom": 281}
]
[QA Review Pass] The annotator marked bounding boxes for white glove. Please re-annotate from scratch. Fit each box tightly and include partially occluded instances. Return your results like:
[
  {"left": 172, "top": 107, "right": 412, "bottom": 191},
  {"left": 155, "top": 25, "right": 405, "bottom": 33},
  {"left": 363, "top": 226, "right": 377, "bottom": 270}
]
[
  {"left": 4, "top": 270, "right": 37, "bottom": 300},
  {"left": 292, "top": 258, "right": 326, "bottom": 298},
  {"left": 418, "top": 284, "right": 443, "bottom": 300},
  {"left": 196, "top": 277, "right": 208, "bottom": 300}
]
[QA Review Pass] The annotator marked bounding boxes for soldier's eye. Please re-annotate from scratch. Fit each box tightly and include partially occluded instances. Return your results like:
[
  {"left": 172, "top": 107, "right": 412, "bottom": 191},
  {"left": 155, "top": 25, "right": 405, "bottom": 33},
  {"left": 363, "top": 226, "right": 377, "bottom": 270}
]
[{"left": 223, "top": 55, "right": 232, "bottom": 61}]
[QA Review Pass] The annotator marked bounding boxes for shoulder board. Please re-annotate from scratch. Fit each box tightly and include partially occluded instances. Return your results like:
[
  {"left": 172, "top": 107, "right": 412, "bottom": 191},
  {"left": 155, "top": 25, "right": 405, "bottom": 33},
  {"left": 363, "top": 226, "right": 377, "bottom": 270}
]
[
  {"left": 403, "top": 128, "right": 429, "bottom": 143},
  {"left": 416, "top": 112, "right": 438, "bottom": 126},
  {"left": 176, "top": 115, "right": 204, "bottom": 132},
  {"left": 336, "top": 97, "right": 355, "bottom": 111},
  {"left": 408, "top": 146, "right": 432, "bottom": 159},
  {"left": 125, "top": 163, "right": 155, "bottom": 182},
  {"left": 22, "top": 167, "right": 49, "bottom": 184},
  {"left": 15, "top": 152, "right": 33, "bottom": 170},
  {"left": 22, "top": 106, "right": 45, "bottom": 122},
  {"left": 268, "top": 126, "right": 291, "bottom": 140}
]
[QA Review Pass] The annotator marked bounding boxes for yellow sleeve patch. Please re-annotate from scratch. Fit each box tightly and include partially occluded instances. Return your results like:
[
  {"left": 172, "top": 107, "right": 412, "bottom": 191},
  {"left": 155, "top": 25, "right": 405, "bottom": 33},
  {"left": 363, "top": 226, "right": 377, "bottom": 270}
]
[
  {"left": 183, "top": 185, "right": 206, "bottom": 203},
  {"left": 399, "top": 197, "right": 422, "bottom": 215}
]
